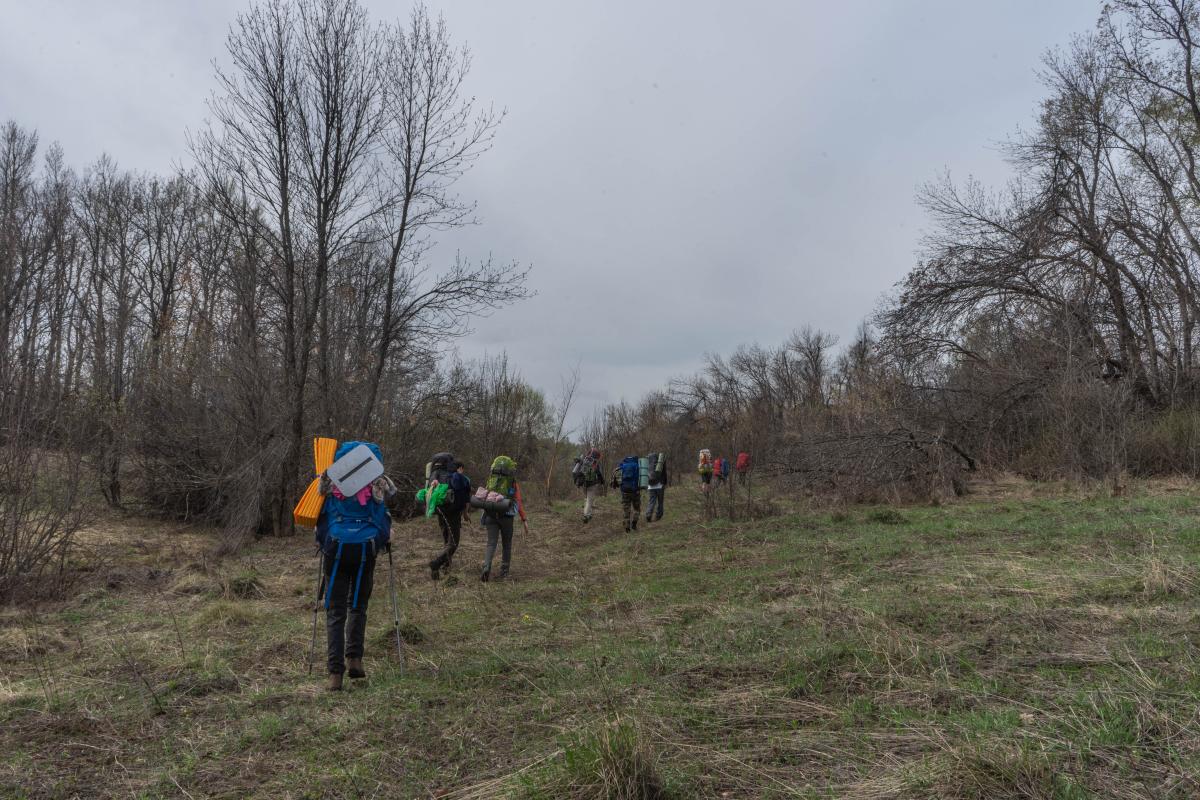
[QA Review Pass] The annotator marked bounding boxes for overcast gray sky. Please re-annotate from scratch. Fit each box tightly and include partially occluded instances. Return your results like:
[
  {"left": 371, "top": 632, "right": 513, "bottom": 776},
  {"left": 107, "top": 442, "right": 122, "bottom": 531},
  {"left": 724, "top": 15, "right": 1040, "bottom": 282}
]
[{"left": 1, "top": 0, "right": 1100, "bottom": 427}]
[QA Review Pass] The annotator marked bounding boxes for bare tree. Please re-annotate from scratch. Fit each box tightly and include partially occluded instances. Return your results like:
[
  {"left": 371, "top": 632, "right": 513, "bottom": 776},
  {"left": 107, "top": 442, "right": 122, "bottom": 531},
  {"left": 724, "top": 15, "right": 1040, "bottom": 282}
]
[{"left": 542, "top": 362, "right": 581, "bottom": 504}]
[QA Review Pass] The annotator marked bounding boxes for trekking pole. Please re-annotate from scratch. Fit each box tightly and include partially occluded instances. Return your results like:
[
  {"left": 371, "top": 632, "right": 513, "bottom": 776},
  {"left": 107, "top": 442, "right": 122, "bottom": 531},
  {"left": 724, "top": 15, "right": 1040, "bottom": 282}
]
[
  {"left": 307, "top": 550, "right": 325, "bottom": 676},
  {"left": 386, "top": 546, "right": 405, "bottom": 673}
]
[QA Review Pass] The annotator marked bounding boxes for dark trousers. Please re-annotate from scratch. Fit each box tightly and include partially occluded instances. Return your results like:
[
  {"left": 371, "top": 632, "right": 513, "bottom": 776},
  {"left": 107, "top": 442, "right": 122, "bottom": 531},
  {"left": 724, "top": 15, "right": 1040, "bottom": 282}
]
[
  {"left": 432, "top": 507, "right": 463, "bottom": 569},
  {"left": 620, "top": 490, "right": 642, "bottom": 523},
  {"left": 323, "top": 541, "right": 376, "bottom": 675},
  {"left": 483, "top": 514, "right": 514, "bottom": 576},
  {"left": 646, "top": 487, "right": 664, "bottom": 520}
]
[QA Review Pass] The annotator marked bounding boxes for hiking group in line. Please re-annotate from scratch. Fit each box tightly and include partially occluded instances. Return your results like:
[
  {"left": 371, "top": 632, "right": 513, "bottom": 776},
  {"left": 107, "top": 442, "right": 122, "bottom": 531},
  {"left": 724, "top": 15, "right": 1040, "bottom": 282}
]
[{"left": 304, "top": 440, "right": 748, "bottom": 690}]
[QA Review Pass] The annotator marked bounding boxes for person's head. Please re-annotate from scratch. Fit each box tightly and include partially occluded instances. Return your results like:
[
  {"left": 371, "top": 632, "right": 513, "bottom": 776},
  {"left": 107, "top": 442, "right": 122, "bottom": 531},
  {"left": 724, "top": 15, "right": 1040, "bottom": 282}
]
[{"left": 450, "top": 460, "right": 464, "bottom": 473}]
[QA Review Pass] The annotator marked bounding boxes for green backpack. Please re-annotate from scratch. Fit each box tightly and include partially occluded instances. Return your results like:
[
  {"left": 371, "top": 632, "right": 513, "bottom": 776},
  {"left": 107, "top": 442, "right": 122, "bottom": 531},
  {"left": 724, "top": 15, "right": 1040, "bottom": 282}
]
[{"left": 486, "top": 455, "right": 517, "bottom": 497}]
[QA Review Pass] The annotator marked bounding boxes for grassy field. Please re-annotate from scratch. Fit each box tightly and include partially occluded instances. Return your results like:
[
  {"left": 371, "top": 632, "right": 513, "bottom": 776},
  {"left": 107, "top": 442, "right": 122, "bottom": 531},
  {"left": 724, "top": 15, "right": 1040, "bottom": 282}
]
[{"left": 4, "top": 479, "right": 1200, "bottom": 798}]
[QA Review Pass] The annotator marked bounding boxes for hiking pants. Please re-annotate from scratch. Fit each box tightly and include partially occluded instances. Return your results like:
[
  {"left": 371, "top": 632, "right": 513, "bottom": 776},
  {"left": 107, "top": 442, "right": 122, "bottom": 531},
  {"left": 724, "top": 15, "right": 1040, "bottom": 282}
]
[
  {"left": 621, "top": 490, "right": 642, "bottom": 524},
  {"left": 432, "top": 507, "right": 463, "bottom": 570},
  {"left": 583, "top": 484, "right": 601, "bottom": 518},
  {"left": 646, "top": 487, "right": 664, "bottom": 521},
  {"left": 483, "top": 515, "right": 514, "bottom": 576},
  {"left": 323, "top": 541, "right": 377, "bottom": 675}
]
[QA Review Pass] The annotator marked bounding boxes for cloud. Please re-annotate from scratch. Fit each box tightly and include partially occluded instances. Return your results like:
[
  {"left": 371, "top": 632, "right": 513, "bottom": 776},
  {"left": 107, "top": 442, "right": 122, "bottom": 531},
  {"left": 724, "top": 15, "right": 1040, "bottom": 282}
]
[{"left": 1, "top": 0, "right": 1102, "bottom": 427}]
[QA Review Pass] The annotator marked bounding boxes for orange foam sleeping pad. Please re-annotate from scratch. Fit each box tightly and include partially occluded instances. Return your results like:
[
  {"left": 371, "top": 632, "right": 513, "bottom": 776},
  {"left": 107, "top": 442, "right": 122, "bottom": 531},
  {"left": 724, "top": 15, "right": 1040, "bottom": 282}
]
[{"left": 293, "top": 437, "right": 338, "bottom": 528}]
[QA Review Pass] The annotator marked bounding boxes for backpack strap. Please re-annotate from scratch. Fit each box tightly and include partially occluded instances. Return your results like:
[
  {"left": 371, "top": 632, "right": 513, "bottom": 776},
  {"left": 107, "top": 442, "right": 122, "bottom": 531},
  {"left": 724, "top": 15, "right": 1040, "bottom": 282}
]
[{"left": 351, "top": 542, "right": 367, "bottom": 609}]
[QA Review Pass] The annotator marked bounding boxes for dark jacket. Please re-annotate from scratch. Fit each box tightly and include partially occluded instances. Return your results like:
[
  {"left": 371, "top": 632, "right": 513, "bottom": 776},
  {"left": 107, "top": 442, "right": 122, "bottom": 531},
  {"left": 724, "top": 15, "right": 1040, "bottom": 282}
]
[
  {"left": 650, "top": 462, "right": 668, "bottom": 488},
  {"left": 448, "top": 471, "right": 472, "bottom": 512}
]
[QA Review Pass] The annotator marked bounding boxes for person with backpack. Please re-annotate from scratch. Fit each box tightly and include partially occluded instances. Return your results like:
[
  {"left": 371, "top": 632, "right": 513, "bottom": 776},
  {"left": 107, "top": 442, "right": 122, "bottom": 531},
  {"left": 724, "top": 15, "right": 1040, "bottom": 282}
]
[
  {"left": 476, "top": 455, "right": 526, "bottom": 581},
  {"left": 429, "top": 460, "right": 471, "bottom": 580},
  {"left": 698, "top": 449, "right": 714, "bottom": 489},
  {"left": 315, "top": 441, "right": 394, "bottom": 692},
  {"left": 573, "top": 446, "right": 604, "bottom": 524},
  {"left": 736, "top": 451, "right": 751, "bottom": 485},
  {"left": 610, "top": 455, "right": 643, "bottom": 532},
  {"left": 644, "top": 451, "right": 668, "bottom": 523}
]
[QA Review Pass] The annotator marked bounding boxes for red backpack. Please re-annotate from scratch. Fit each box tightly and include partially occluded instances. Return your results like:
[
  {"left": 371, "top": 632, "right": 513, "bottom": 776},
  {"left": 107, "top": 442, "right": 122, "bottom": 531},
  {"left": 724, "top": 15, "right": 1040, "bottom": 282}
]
[{"left": 736, "top": 452, "right": 751, "bottom": 473}]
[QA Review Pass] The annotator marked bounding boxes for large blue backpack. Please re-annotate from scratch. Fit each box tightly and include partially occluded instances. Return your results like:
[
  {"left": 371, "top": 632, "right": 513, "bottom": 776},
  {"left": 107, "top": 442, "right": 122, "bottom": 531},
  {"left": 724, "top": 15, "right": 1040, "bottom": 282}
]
[
  {"left": 618, "top": 456, "right": 640, "bottom": 492},
  {"left": 320, "top": 441, "right": 389, "bottom": 611},
  {"left": 323, "top": 441, "right": 388, "bottom": 546}
]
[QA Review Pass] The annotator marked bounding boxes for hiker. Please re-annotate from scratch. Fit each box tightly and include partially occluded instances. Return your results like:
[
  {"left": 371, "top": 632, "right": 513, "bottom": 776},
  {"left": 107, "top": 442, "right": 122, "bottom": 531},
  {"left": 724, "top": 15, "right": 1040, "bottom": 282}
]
[
  {"left": 475, "top": 455, "right": 526, "bottom": 581},
  {"left": 735, "top": 451, "right": 751, "bottom": 485},
  {"left": 573, "top": 446, "right": 604, "bottom": 523},
  {"left": 644, "top": 451, "right": 667, "bottom": 523},
  {"left": 698, "top": 449, "right": 714, "bottom": 492},
  {"left": 610, "top": 455, "right": 643, "bottom": 532},
  {"left": 429, "top": 460, "right": 471, "bottom": 580},
  {"left": 714, "top": 456, "right": 729, "bottom": 487},
  {"left": 315, "top": 441, "right": 394, "bottom": 692}
]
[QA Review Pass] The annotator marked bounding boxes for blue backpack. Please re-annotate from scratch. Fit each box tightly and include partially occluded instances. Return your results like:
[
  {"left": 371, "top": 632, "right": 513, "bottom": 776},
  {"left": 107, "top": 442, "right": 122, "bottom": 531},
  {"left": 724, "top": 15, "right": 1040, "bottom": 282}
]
[
  {"left": 618, "top": 456, "right": 640, "bottom": 492},
  {"left": 319, "top": 441, "right": 390, "bottom": 611},
  {"left": 321, "top": 441, "right": 389, "bottom": 546}
]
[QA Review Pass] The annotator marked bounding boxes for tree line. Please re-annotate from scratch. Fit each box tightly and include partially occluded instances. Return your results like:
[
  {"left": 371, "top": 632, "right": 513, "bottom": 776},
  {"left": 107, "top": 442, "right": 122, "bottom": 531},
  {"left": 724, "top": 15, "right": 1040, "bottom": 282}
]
[
  {"left": 581, "top": 0, "right": 1200, "bottom": 505},
  {"left": 0, "top": 0, "right": 551, "bottom": 596},
  {"left": 7, "top": 0, "right": 1200, "bottom": 595}
]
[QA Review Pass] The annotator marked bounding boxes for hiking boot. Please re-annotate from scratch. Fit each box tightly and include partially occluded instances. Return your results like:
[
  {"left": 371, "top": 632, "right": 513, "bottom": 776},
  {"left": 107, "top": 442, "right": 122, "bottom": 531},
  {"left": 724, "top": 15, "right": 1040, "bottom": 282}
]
[
  {"left": 623, "top": 521, "right": 630, "bottom": 532},
  {"left": 347, "top": 658, "right": 366, "bottom": 679},
  {"left": 327, "top": 672, "right": 344, "bottom": 692},
  {"left": 480, "top": 568, "right": 490, "bottom": 582},
  {"left": 582, "top": 515, "right": 591, "bottom": 524},
  {"left": 429, "top": 560, "right": 440, "bottom": 581},
  {"left": 631, "top": 519, "right": 638, "bottom": 532},
  {"left": 499, "top": 566, "right": 510, "bottom": 580}
]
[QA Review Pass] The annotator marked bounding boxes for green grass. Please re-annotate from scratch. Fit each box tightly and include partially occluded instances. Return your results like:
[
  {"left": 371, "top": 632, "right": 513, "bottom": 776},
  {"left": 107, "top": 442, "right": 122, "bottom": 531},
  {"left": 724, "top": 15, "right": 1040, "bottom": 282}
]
[{"left": 5, "top": 481, "right": 1200, "bottom": 797}]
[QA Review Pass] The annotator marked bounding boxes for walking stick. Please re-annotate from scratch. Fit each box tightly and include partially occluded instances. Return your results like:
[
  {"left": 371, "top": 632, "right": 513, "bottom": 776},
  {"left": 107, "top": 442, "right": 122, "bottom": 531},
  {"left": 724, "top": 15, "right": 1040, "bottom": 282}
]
[
  {"left": 386, "top": 546, "right": 405, "bottom": 673},
  {"left": 307, "top": 550, "right": 325, "bottom": 676}
]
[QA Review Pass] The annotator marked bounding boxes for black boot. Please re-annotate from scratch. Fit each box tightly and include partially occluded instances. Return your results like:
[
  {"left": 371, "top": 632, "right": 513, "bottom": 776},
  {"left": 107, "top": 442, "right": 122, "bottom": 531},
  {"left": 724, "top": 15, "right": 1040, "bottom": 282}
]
[
  {"left": 429, "top": 560, "right": 440, "bottom": 581},
  {"left": 480, "top": 567, "right": 490, "bottom": 582}
]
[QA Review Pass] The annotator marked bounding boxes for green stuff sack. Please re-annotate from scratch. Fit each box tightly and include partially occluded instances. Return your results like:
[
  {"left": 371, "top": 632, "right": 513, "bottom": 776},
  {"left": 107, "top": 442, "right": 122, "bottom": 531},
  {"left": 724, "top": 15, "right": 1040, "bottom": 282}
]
[
  {"left": 425, "top": 482, "right": 449, "bottom": 517},
  {"left": 487, "top": 455, "right": 517, "bottom": 498}
]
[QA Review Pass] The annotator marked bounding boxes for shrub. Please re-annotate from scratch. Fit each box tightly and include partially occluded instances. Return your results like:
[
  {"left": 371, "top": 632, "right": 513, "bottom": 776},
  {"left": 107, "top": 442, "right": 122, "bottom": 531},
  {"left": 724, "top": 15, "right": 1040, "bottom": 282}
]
[
  {"left": 0, "top": 443, "right": 87, "bottom": 601},
  {"left": 519, "top": 722, "right": 673, "bottom": 800}
]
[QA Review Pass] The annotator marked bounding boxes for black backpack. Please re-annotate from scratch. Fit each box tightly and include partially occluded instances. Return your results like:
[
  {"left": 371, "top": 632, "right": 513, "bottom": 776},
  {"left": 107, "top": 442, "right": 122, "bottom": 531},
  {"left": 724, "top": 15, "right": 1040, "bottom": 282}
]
[
  {"left": 425, "top": 452, "right": 455, "bottom": 501},
  {"left": 647, "top": 452, "right": 666, "bottom": 486},
  {"left": 574, "top": 449, "right": 601, "bottom": 487}
]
